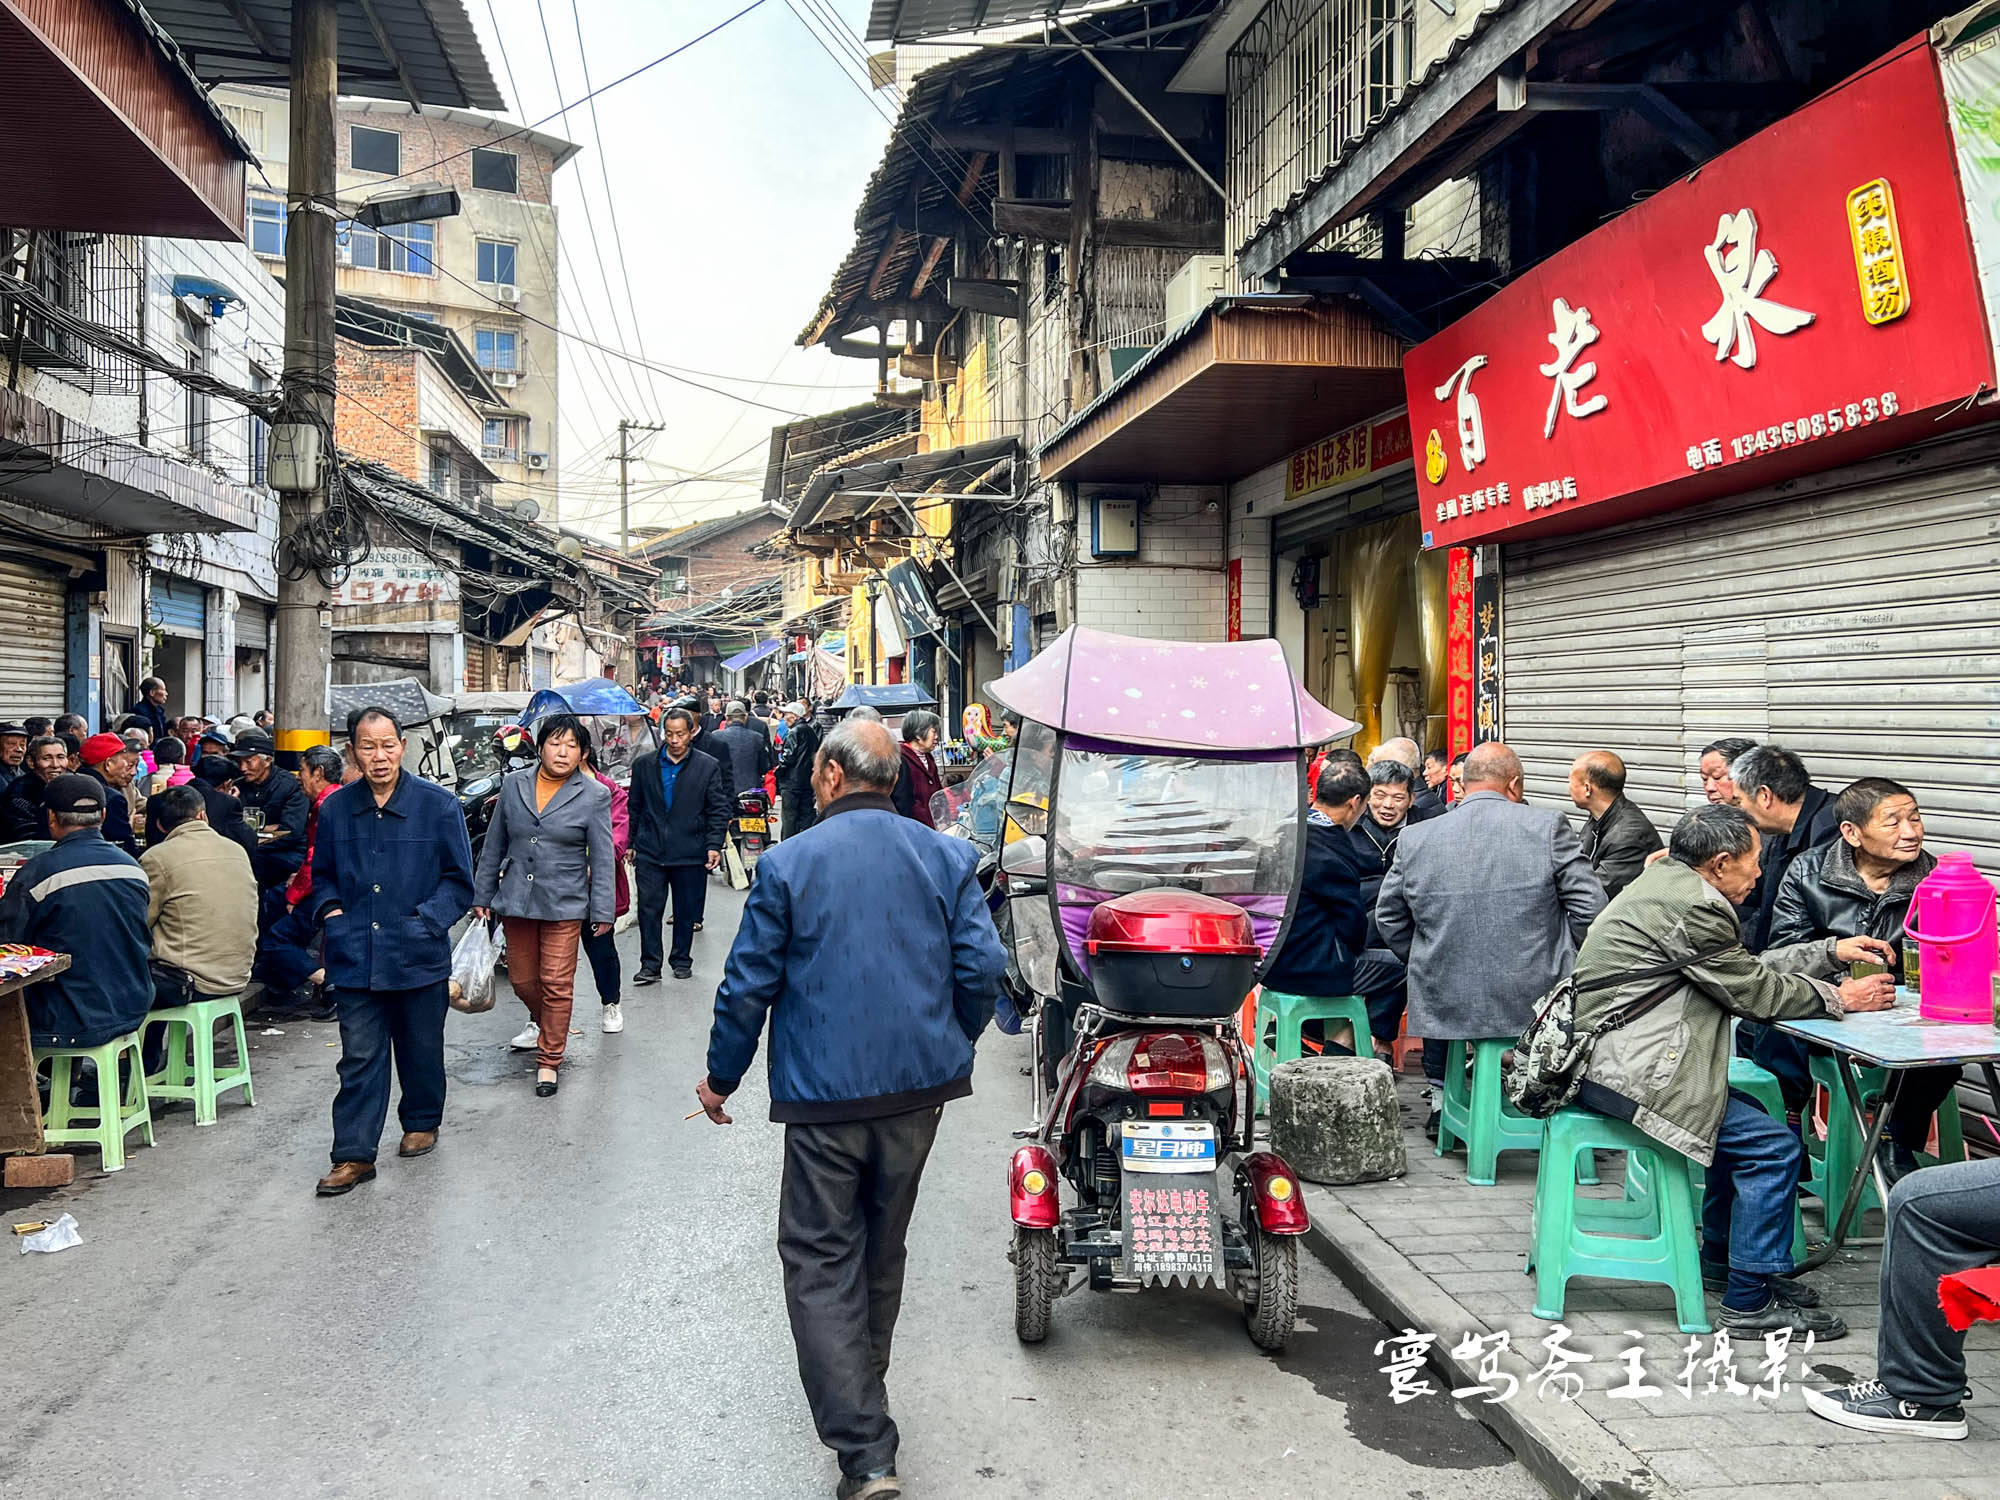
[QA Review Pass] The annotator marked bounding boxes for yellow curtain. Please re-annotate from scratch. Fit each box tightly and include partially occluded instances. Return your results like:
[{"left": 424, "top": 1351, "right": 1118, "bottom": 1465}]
[
  {"left": 1413, "top": 545, "right": 1449, "bottom": 752},
  {"left": 1342, "top": 515, "right": 1413, "bottom": 755}
]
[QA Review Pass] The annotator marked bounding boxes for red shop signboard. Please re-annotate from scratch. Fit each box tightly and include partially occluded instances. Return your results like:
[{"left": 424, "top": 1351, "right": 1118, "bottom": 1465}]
[{"left": 1404, "top": 36, "right": 1996, "bottom": 551}]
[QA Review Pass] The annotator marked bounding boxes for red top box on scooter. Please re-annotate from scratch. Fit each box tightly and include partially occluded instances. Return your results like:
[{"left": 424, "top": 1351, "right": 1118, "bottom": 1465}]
[{"left": 1086, "top": 889, "right": 1260, "bottom": 1019}]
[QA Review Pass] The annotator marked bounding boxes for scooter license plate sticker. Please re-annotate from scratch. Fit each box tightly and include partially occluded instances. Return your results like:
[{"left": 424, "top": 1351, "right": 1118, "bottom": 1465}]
[
  {"left": 739, "top": 818, "right": 767, "bottom": 832},
  {"left": 1120, "top": 1120, "right": 1215, "bottom": 1174}
]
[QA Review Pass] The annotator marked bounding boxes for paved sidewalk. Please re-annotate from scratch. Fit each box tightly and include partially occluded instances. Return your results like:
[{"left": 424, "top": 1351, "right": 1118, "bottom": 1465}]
[{"left": 1295, "top": 1073, "right": 2000, "bottom": 1500}]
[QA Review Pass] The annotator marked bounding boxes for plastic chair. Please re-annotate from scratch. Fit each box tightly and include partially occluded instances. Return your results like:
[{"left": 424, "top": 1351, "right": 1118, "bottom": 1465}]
[
  {"left": 1252, "top": 989, "right": 1371, "bottom": 1107},
  {"left": 35, "top": 1031, "right": 155, "bottom": 1172},
  {"left": 146, "top": 995, "right": 255, "bottom": 1126},
  {"left": 1528, "top": 1108, "right": 1712, "bottom": 1334},
  {"left": 1391, "top": 1016, "right": 1424, "bottom": 1074},
  {"left": 1435, "top": 1037, "right": 1568, "bottom": 1186}
]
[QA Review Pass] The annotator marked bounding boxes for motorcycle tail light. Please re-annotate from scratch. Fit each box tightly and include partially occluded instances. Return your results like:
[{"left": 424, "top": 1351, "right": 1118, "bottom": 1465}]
[
  {"left": 1010, "top": 1145, "right": 1059, "bottom": 1228},
  {"left": 1088, "top": 1032, "right": 1230, "bottom": 1095}
]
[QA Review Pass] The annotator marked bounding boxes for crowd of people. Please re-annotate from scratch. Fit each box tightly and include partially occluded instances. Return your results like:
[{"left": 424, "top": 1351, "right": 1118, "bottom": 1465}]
[{"left": 1278, "top": 731, "right": 1993, "bottom": 1441}]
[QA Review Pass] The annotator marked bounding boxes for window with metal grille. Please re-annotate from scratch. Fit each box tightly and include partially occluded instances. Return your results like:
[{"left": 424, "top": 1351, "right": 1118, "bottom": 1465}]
[
  {"left": 0, "top": 229, "right": 144, "bottom": 394},
  {"left": 350, "top": 126, "right": 401, "bottom": 175},
  {"left": 1225, "top": 0, "right": 1416, "bottom": 259},
  {"left": 471, "top": 148, "right": 518, "bottom": 193},
  {"left": 482, "top": 417, "right": 519, "bottom": 460}
]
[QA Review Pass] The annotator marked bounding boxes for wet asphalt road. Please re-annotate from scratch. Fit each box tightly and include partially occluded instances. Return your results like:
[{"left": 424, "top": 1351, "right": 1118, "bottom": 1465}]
[{"left": 0, "top": 882, "right": 1547, "bottom": 1499}]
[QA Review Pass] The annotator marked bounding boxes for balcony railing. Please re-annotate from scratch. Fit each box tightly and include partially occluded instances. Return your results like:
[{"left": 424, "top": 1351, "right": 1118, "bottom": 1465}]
[
  {"left": 1226, "top": 0, "right": 1417, "bottom": 258},
  {"left": 0, "top": 229, "right": 143, "bottom": 394}
]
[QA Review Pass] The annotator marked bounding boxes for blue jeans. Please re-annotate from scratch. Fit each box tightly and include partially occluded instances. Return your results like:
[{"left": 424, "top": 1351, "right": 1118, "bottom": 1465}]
[
  {"left": 329, "top": 980, "right": 448, "bottom": 1165},
  {"left": 1700, "top": 1088, "right": 1805, "bottom": 1278}
]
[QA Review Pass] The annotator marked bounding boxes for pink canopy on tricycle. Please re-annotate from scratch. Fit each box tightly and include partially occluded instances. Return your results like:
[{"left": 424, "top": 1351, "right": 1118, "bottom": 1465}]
[{"left": 986, "top": 627, "right": 1354, "bottom": 751}]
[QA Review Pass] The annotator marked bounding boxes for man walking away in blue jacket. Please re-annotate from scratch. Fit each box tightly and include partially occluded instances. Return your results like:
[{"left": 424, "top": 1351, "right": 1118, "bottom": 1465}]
[
  {"left": 695, "top": 719, "right": 1006, "bottom": 1500},
  {"left": 307, "top": 707, "right": 475, "bottom": 1198}
]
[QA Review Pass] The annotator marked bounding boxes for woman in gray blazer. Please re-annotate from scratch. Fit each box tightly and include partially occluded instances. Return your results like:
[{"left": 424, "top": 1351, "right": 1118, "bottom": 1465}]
[{"left": 471, "top": 714, "right": 616, "bottom": 1097}]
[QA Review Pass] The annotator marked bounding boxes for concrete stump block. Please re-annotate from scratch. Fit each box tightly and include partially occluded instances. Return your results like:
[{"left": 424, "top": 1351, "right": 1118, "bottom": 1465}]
[{"left": 1269, "top": 1056, "right": 1406, "bottom": 1185}]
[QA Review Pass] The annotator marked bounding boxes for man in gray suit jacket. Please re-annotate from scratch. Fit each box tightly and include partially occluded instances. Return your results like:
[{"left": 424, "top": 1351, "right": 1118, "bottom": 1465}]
[{"left": 1376, "top": 742, "right": 1608, "bottom": 1118}]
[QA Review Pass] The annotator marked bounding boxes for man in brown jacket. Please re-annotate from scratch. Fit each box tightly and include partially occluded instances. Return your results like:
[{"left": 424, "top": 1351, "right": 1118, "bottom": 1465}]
[{"left": 140, "top": 785, "right": 259, "bottom": 1011}]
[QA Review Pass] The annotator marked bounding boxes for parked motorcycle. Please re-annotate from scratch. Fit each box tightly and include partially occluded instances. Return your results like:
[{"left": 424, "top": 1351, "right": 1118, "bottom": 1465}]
[{"left": 985, "top": 626, "right": 1356, "bottom": 1351}]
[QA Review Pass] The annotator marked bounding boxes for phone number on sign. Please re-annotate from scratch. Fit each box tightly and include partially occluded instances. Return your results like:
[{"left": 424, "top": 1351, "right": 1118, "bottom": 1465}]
[{"left": 1729, "top": 391, "right": 1901, "bottom": 460}]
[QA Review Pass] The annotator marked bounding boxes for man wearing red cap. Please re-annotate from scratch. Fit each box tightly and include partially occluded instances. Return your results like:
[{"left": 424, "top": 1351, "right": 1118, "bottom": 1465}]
[{"left": 78, "top": 732, "right": 140, "bottom": 856}]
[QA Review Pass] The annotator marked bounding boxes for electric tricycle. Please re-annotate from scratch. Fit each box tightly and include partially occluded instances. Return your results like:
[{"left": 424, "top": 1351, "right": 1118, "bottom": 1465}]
[{"left": 984, "top": 627, "right": 1354, "bottom": 1350}]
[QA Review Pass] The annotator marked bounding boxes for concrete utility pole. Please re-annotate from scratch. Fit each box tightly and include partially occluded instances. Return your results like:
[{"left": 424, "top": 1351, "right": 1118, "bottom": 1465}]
[
  {"left": 274, "top": 0, "right": 338, "bottom": 757},
  {"left": 616, "top": 418, "right": 665, "bottom": 557}
]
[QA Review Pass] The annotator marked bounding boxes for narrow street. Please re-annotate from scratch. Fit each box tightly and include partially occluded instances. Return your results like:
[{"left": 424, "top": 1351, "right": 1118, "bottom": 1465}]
[{"left": 1, "top": 885, "right": 1543, "bottom": 1499}]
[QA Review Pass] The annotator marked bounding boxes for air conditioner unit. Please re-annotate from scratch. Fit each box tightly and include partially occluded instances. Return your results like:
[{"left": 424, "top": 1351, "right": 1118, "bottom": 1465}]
[
  {"left": 491, "top": 371, "right": 518, "bottom": 388},
  {"left": 524, "top": 451, "right": 548, "bottom": 470},
  {"left": 1165, "top": 254, "right": 1232, "bottom": 329},
  {"left": 496, "top": 284, "right": 521, "bottom": 305}
]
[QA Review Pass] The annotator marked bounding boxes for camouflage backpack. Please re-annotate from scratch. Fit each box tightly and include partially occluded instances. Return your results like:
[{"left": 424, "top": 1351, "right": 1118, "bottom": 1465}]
[{"left": 1505, "top": 943, "right": 1737, "bottom": 1118}]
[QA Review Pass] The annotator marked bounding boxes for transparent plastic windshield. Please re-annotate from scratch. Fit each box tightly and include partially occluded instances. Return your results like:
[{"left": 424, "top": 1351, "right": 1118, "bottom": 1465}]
[{"left": 1050, "top": 745, "right": 1300, "bottom": 966}]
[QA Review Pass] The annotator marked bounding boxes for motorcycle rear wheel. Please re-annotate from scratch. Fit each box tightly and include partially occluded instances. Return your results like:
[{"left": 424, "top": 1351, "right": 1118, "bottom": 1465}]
[
  {"left": 1011, "top": 1226, "right": 1060, "bottom": 1343},
  {"left": 1243, "top": 1224, "right": 1298, "bottom": 1351}
]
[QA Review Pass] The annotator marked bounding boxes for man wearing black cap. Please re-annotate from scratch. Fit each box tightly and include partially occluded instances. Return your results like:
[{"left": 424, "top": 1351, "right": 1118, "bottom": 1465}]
[
  {"left": 0, "top": 774, "right": 152, "bottom": 1048},
  {"left": 233, "top": 731, "right": 310, "bottom": 890},
  {"left": 0, "top": 723, "right": 28, "bottom": 798},
  {"left": 154, "top": 754, "right": 261, "bottom": 865}
]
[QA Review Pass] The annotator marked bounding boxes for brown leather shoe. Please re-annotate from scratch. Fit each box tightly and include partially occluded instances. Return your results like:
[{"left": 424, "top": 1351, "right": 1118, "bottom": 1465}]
[
  {"left": 397, "top": 1130, "right": 438, "bottom": 1158},
  {"left": 316, "top": 1161, "right": 376, "bottom": 1196}
]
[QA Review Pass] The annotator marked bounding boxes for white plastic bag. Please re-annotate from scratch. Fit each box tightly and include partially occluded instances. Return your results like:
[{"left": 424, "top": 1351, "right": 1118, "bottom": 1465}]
[
  {"left": 449, "top": 920, "right": 499, "bottom": 1014},
  {"left": 20, "top": 1213, "right": 81, "bottom": 1254}
]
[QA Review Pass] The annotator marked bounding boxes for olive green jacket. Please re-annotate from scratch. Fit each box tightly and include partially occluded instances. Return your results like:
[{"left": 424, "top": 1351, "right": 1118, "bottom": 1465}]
[{"left": 1572, "top": 859, "right": 1847, "bottom": 1165}]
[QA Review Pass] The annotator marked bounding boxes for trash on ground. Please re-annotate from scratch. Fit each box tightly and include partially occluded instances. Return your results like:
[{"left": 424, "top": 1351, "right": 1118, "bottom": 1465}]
[
  {"left": 261, "top": 1028, "right": 284, "bottom": 1036},
  {"left": 19, "top": 1213, "right": 81, "bottom": 1254}
]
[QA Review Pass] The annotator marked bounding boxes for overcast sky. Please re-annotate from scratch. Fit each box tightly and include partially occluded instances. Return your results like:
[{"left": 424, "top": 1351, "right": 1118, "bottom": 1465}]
[{"left": 467, "top": 0, "right": 895, "bottom": 539}]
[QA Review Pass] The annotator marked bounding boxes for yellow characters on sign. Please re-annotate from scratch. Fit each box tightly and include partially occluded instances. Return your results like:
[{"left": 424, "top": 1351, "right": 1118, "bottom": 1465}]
[{"left": 1848, "top": 178, "right": 1910, "bottom": 326}]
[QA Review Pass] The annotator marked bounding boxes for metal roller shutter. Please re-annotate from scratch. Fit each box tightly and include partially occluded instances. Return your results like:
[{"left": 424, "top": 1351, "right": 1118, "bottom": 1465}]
[
  {"left": 0, "top": 561, "right": 67, "bottom": 718},
  {"left": 149, "top": 576, "right": 206, "bottom": 639},
  {"left": 1273, "top": 470, "right": 1418, "bottom": 552},
  {"left": 1501, "top": 430, "right": 2000, "bottom": 876},
  {"left": 463, "top": 641, "right": 488, "bottom": 693},
  {"left": 234, "top": 600, "right": 270, "bottom": 652}
]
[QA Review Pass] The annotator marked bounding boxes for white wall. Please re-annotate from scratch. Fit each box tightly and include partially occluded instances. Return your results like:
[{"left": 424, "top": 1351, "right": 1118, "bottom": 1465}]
[{"left": 1073, "top": 485, "right": 1229, "bottom": 640}]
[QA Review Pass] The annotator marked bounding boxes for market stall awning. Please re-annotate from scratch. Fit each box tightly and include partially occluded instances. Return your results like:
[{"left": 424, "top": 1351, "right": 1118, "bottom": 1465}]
[
  {"left": 720, "top": 637, "right": 784, "bottom": 673},
  {"left": 790, "top": 435, "right": 1021, "bottom": 537},
  {"left": 1035, "top": 297, "right": 1406, "bottom": 485}
]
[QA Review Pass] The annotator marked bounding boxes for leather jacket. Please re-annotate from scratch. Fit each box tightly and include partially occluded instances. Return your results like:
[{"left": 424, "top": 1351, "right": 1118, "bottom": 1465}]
[{"left": 1768, "top": 839, "right": 1935, "bottom": 951}]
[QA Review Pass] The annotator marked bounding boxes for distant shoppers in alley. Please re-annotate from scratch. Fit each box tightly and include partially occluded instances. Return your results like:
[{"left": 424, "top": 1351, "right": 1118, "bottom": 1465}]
[
  {"left": 1376, "top": 742, "right": 1606, "bottom": 1126},
  {"left": 307, "top": 707, "right": 475, "bottom": 1198},
  {"left": 1569, "top": 803, "right": 1893, "bottom": 1340},
  {"left": 892, "top": 710, "right": 945, "bottom": 827},
  {"left": 629, "top": 706, "right": 731, "bottom": 983},
  {"left": 0, "top": 775, "right": 151, "bottom": 1048},
  {"left": 128, "top": 677, "right": 172, "bottom": 746},
  {"left": 579, "top": 741, "right": 633, "bottom": 1034},
  {"left": 712, "top": 701, "right": 775, "bottom": 806},
  {"left": 78, "top": 732, "right": 141, "bottom": 856},
  {"left": 1700, "top": 736, "right": 1758, "bottom": 806},
  {"left": 3, "top": 735, "right": 68, "bottom": 842},
  {"left": 1770, "top": 777, "right": 1959, "bottom": 1186},
  {"left": 140, "top": 785, "right": 258, "bottom": 1067},
  {"left": 777, "top": 701, "right": 822, "bottom": 841},
  {"left": 1568, "top": 750, "right": 1663, "bottom": 898},
  {"left": 473, "top": 714, "right": 615, "bottom": 1098},
  {"left": 234, "top": 732, "right": 311, "bottom": 890},
  {"left": 696, "top": 718, "right": 1007, "bottom": 1500}
]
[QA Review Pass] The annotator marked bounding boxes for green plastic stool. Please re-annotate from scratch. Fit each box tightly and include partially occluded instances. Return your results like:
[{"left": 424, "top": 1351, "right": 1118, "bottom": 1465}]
[
  {"left": 1436, "top": 1037, "right": 1554, "bottom": 1186},
  {"left": 1802, "top": 1052, "right": 1966, "bottom": 1222},
  {"left": 1611, "top": 1060, "right": 1807, "bottom": 1265},
  {"left": 1529, "top": 1108, "right": 1712, "bottom": 1334},
  {"left": 1252, "top": 990, "right": 1371, "bottom": 1109},
  {"left": 146, "top": 995, "right": 254, "bottom": 1126},
  {"left": 35, "top": 1030, "right": 155, "bottom": 1172}
]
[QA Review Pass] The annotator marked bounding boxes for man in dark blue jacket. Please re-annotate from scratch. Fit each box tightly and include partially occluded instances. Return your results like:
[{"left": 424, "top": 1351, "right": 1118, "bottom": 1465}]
[
  {"left": 695, "top": 718, "right": 1005, "bottom": 1500},
  {"left": 306, "top": 706, "right": 474, "bottom": 1197},
  {"left": 628, "top": 706, "right": 732, "bottom": 982},
  {"left": 0, "top": 775, "right": 152, "bottom": 1047}
]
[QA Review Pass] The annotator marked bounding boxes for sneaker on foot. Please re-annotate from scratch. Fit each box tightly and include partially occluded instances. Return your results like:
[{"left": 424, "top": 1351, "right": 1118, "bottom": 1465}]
[
  {"left": 1803, "top": 1379, "right": 1967, "bottom": 1440},
  {"left": 671, "top": 962, "right": 693, "bottom": 980},
  {"left": 1700, "top": 1263, "right": 1823, "bottom": 1307},
  {"left": 508, "top": 1023, "right": 539, "bottom": 1051},
  {"left": 602, "top": 1003, "right": 624, "bottom": 1034},
  {"left": 1717, "top": 1296, "right": 1847, "bottom": 1341}
]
